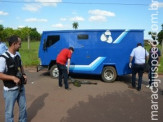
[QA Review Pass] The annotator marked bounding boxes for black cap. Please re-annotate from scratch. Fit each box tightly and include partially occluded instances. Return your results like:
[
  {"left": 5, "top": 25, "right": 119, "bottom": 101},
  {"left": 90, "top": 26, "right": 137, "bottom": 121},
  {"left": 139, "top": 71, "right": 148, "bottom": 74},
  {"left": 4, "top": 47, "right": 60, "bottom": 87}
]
[{"left": 69, "top": 47, "right": 74, "bottom": 52}]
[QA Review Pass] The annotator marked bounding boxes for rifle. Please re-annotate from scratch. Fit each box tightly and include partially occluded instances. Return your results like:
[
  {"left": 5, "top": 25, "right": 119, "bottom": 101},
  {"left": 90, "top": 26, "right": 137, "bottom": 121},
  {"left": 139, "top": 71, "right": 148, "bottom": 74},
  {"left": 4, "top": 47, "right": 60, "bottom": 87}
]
[{"left": 69, "top": 76, "right": 97, "bottom": 87}]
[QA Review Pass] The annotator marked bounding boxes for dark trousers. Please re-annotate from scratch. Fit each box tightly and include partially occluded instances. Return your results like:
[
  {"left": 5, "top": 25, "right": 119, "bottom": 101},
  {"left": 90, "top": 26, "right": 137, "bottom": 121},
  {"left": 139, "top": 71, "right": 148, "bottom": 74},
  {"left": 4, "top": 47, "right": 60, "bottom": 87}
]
[
  {"left": 57, "top": 63, "right": 69, "bottom": 89},
  {"left": 132, "top": 64, "right": 144, "bottom": 90}
]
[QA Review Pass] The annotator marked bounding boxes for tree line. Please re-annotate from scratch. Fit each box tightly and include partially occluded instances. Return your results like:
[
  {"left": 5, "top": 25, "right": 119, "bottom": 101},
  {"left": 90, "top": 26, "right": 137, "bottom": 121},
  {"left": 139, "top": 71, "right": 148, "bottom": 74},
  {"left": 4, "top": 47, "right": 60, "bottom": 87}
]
[
  {"left": 0, "top": 24, "right": 41, "bottom": 42},
  {"left": 148, "top": 24, "right": 163, "bottom": 44}
]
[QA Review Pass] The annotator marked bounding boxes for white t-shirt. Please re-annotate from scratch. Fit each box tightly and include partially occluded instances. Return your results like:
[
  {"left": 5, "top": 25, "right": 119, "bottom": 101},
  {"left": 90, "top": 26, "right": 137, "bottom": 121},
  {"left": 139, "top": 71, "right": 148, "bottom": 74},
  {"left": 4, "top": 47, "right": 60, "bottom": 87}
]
[
  {"left": 130, "top": 46, "right": 149, "bottom": 64},
  {"left": 0, "top": 51, "right": 21, "bottom": 91}
]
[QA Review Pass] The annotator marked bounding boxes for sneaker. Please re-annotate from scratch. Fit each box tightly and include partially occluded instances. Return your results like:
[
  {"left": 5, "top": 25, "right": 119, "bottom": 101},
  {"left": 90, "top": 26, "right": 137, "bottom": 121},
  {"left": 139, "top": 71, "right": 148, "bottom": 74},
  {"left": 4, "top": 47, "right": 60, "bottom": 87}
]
[
  {"left": 149, "top": 86, "right": 153, "bottom": 90},
  {"left": 65, "top": 88, "right": 71, "bottom": 91},
  {"left": 146, "top": 85, "right": 150, "bottom": 88}
]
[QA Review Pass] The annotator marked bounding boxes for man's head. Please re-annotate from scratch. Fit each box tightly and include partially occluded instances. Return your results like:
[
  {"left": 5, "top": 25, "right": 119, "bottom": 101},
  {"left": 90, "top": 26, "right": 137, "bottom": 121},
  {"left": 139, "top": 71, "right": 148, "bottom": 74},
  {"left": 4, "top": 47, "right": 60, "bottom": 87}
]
[
  {"left": 8, "top": 35, "right": 21, "bottom": 51},
  {"left": 69, "top": 47, "right": 74, "bottom": 53},
  {"left": 151, "top": 41, "right": 157, "bottom": 47},
  {"left": 137, "top": 43, "right": 142, "bottom": 47}
]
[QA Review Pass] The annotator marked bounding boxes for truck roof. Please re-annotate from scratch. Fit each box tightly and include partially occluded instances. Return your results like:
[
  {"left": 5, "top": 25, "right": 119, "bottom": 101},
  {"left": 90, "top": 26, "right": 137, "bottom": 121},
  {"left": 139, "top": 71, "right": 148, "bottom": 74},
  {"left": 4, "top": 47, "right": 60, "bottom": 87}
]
[{"left": 42, "top": 29, "right": 144, "bottom": 34}]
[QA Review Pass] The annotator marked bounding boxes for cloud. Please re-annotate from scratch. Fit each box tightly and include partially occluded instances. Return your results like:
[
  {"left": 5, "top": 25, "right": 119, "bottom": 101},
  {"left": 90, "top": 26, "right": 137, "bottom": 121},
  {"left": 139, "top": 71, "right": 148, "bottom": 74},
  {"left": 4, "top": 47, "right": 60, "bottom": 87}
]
[
  {"left": 88, "top": 9, "right": 115, "bottom": 22},
  {"left": 88, "top": 9, "right": 115, "bottom": 17},
  {"left": 60, "top": 18, "right": 67, "bottom": 21},
  {"left": 158, "top": 2, "right": 163, "bottom": 8},
  {"left": 0, "top": 20, "right": 3, "bottom": 23},
  {"left": 70, "top": 16, "right": 85, "bottom": 21},
  {"left": 0, "top": 11, "right": 8, "bottom": 15},
  {"left": 23, "top": 0, "right": 62, "bottom": 12},
  {"left": 25, "top": 18, "right": 48, "bottom": 22},
  {"left": 52, "top": 23, "right": 64, "bottom": 28},
  {"left": 23, "top": 4, "right": 41, "bottom": 12},
  {"left": 18, "top": 25, "right": 26, "bottom": 28},
  {"left": 89, "top": 16, "right": 107, "bottom": 22},
  {"left": 35, "top": 0, "right": 62, "bottom": 6}
]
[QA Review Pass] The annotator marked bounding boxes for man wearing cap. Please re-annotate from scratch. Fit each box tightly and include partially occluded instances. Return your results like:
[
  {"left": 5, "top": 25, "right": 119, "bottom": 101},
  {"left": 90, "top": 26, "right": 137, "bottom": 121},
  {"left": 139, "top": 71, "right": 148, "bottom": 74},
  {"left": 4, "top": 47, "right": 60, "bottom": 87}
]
[
  {"left": 56, "top": 47, "right": 74, "bottom": 90},
  {"left": 129, "top": 43, "right": 149, "bottom": 91}
]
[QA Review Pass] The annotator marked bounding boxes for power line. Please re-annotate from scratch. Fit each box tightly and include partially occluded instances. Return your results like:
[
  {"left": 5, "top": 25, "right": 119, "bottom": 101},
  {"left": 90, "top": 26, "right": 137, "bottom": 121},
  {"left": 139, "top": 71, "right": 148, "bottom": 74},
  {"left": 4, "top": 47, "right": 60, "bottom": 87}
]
[{"left": 0, "top": 0, "right": 149, "bottom": 6}]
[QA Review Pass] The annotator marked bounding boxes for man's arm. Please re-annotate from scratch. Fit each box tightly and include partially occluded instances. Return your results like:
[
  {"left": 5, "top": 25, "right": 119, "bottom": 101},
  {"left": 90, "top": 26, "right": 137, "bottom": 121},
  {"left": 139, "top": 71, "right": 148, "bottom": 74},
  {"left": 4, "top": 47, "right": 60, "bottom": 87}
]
[
  {"left": 0, "top": 73, "right": 20, "bottom": 85},
  {"left": 129, "top": 56, "right": 133, "bottom": 68},
  {"left": 67, "top": 58, "right": 71, "bottom": 74},
  {"left": 20, "top": 66, "right": 27, "bottom": 84}
]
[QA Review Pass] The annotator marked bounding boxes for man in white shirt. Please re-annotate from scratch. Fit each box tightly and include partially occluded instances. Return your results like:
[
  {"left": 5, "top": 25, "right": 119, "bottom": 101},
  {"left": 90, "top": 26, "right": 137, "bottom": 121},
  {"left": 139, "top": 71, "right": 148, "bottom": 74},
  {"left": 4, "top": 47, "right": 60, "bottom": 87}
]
[
  {"left": 129, "top": 43, "right": 149, "bottom": 91},
  {"left": 0, "top": 35, "right": 27, "bottom": 122}
]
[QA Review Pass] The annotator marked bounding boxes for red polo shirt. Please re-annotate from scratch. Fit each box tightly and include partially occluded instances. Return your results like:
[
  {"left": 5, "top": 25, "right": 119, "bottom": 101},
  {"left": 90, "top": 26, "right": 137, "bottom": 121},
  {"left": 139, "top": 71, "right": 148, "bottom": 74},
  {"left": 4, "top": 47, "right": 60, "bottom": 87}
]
[{"left": 56, "top": 49, "right": 72, "bottom": 65}]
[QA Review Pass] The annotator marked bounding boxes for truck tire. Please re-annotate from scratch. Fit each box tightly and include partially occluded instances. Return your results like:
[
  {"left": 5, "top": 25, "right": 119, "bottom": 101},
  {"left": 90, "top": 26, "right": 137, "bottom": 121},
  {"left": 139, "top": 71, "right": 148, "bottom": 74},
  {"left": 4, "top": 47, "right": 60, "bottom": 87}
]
[
  {"left": 101, "top": 66, "right": 117, "bottom": 83},
  {"left": 50, "top": 65, "right": 59, "bottom": 78}
]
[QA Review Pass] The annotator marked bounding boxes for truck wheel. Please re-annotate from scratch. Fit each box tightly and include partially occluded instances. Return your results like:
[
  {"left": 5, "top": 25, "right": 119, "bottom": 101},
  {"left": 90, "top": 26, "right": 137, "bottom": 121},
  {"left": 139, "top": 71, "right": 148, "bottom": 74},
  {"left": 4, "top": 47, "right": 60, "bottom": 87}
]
[
  {"left": 101, "top": 66, "right": 117, "bottom": 83},
  {"left": 50, "top": 65, "right": 59, "bottom": 78}
]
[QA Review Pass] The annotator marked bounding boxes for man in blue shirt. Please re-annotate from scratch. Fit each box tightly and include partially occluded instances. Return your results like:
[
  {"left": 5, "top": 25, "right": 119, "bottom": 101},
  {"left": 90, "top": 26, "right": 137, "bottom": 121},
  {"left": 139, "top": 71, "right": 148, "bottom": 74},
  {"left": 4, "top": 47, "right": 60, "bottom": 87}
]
[
  {"left": 0, "top": 39, "right": 8, "bottom": 55},
  {"left": 129, "top": 43, "right": 149, "bottom": 91}
]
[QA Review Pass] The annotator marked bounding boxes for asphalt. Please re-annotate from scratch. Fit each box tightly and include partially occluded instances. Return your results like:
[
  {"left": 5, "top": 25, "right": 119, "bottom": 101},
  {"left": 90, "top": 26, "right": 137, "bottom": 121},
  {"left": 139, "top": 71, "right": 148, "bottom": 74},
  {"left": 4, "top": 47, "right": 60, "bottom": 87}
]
[{"left": 0, "top": 68, "right": 163, "bottom": 122}]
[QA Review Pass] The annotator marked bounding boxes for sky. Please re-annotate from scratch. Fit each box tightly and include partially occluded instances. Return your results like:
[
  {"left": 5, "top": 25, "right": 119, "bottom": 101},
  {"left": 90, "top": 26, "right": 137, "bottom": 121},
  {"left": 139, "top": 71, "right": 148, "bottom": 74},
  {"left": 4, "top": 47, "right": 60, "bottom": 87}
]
[{"left": 0, "top": 0, "right": 163, "bottom": 39}]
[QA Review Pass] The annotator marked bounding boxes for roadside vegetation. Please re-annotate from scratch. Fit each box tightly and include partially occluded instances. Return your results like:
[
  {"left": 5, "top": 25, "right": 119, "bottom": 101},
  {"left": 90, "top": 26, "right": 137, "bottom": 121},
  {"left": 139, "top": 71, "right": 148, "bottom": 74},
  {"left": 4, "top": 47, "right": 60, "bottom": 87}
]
[{"left": 19, "top": 41, "right": 40, "bottom": 66}]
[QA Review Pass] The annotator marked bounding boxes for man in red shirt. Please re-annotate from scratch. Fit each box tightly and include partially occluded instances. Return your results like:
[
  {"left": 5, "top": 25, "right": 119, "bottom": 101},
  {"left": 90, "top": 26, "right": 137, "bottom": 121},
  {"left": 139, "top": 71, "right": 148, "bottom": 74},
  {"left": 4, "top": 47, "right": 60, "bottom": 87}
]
[{"left": 56, "top": 47, "right": 74, "bottom": 90}]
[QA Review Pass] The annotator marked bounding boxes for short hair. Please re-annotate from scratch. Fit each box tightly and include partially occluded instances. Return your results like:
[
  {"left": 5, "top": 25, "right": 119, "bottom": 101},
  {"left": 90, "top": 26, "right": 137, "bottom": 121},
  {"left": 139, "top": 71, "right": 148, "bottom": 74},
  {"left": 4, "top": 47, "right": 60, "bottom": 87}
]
[
  {"left": 8, "top": 35, "right": 20, "bottom": 46},
  {"left": 152, "top": 41, "right": 157, "bottom": 45},
  {"left": 69, "top": 47, "right": 74, "bottom": 52},
  {"left": 137, "top": 43, "right": 142, "bottom": 46}
]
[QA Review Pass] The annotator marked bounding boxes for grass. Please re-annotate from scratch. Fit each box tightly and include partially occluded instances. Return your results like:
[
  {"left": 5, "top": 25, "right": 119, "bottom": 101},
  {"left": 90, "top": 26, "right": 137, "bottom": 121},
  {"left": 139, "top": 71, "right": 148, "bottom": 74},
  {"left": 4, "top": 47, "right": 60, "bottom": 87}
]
[
  {"left": 19, "top": 41, "right": 40, "bottom": 66},
  {"left": 19, "top": 41, "right": 163, "bottom": 73}
]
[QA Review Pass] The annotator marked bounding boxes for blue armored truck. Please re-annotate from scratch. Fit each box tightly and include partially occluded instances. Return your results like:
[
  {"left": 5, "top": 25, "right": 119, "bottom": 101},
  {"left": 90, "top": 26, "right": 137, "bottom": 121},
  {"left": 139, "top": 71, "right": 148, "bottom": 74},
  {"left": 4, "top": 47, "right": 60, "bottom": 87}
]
[{"left": 37, "top": 29, "right": 144, "bottom": 82}]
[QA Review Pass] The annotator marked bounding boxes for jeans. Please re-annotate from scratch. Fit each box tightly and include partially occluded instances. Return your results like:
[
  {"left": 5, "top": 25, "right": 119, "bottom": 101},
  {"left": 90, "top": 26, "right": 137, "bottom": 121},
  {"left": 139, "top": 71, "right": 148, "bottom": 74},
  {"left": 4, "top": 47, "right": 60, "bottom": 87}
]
[
  {"left": 132, "top": 64, "right": 144, "bottom": 90},
  {"left": 3, "top": 86, "right": 27, "bottom": 122},
  {"left": 57, "top": 63, "right": 69, "bottom": 89}
]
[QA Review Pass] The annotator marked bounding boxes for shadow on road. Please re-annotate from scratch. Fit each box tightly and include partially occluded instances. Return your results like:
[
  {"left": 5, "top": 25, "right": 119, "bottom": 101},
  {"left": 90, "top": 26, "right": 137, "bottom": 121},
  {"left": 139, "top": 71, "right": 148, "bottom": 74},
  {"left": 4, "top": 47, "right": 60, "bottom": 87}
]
[
  {"left": 27, "top": 93, "right": 48, "bottom": 122},
  {"left": 60, "top": 90, "right": 163, "bottom": 122}
]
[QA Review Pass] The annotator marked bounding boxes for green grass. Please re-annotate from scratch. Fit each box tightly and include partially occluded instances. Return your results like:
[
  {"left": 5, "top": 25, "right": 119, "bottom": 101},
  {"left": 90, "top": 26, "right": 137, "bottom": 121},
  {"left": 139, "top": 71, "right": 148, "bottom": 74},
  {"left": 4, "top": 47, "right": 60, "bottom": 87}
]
[{"left": 19, "top": 41, "right": 40, "bottom": 66}]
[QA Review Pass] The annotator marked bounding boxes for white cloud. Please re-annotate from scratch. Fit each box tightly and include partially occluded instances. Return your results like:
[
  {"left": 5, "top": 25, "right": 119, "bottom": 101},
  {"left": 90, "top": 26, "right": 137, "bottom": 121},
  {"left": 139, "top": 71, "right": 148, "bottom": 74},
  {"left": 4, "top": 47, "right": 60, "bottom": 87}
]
[
  {"left": 88, "top": 9, "right": 115, "bottom": 17},
  {"left": 52, "top": 23, "right": 64, "bottom": 28},
  {"left": 158, "top": 2, "right": 163, "bottom": 8},
  {"left": 35, "top": 0, "right": 62, "bottom": 6},
  {"left": 0, "top": 20, "right": 3, "bottom": 23},
  {"left": 0, "top": 11, "right": 8, "bottom": 16},
  {"left": 88, "top": 9, "right": 115, "bottom": 22},
  {"left": 18, "top": 25, "right": 26, "bottom": 28},
  {"left": 60, "top": 18, "right": 67, "bottom": 21},
  {"left": 23, "top": 0, "right": 62, "bottom": 12},
  {"left": 89, "top": 16, "right": 107, "bottom": 22},
  {"left": 70, "top": 16, "right": 85, "bottom": 21},
  {"left": 25, "top": 18, "right": 48, "bottom": 22},
  {"left": 23, "top": 4, "right": 41, "bottom": 12}
]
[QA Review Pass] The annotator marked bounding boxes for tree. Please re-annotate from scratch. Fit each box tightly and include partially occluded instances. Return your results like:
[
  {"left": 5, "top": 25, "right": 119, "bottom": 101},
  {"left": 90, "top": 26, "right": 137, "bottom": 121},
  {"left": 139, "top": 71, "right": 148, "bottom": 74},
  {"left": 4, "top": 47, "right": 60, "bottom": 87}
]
[
  {"left": 148, "top": 31, "right": 157, "bottom": 40},
  {"left": 72, "top": 22, "right": 79, "bottom": 30},
  {"left": 0, "top": 24, "right": 4, "bottom": 31},
  {"left": 148, "top": 24, "right": 163, "bottom": 44}
]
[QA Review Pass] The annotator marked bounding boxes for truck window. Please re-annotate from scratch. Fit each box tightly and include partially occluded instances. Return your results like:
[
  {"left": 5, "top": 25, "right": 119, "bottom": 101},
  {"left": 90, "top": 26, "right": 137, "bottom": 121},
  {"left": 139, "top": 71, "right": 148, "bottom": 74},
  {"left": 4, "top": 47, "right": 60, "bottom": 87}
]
[
  {"left": 77, "top": 34, "right": 88, "bottom": 40},
  {"left": 46, "top": 35, "right": 60, "bottom": 47}
]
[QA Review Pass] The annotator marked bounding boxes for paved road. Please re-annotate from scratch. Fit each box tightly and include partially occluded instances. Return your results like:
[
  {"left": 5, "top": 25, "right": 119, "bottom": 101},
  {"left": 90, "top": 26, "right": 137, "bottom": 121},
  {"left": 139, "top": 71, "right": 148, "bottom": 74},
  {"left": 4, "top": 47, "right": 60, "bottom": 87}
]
[{"left": 0, "top": 68, "right": 163, "bottom": 122}]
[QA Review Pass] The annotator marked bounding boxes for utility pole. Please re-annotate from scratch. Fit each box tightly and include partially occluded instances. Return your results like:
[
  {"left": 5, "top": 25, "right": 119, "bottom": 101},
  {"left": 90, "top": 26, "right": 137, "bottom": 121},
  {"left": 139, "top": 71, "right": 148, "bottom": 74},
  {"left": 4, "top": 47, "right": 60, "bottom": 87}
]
[{"left": 28, "top": 35, "right": 30, "bottom": 50}]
